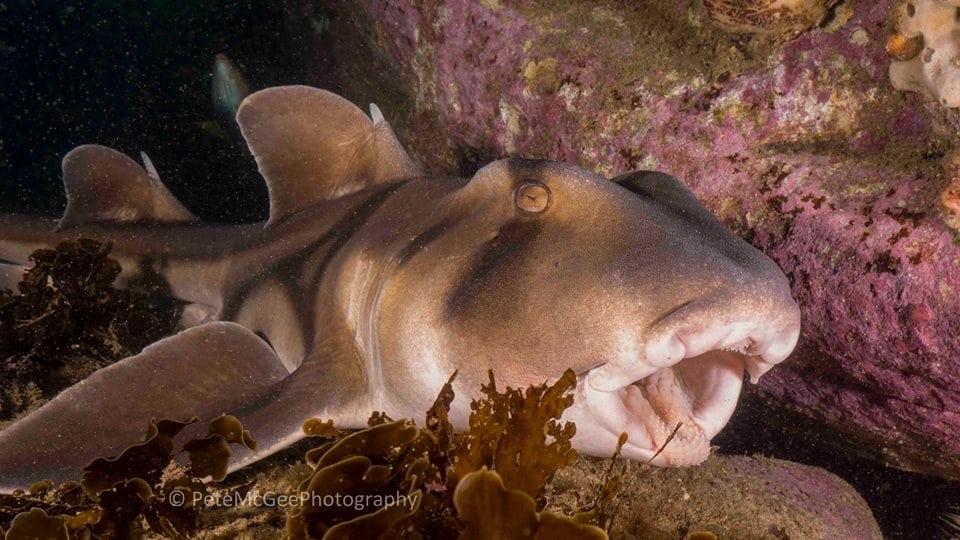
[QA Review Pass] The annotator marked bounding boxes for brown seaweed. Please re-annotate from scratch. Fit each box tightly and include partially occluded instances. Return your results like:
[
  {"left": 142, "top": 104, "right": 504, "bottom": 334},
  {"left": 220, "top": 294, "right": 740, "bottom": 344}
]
[
  {"left": 182, "top": 415, "right": 257, "bottom": 481},
  {"left": 81, "top": 417, "right": 198, "bottom": 498},
  {"left": 4, "top": 507, "right": 69, "bottom": 540},
  {"left": 288, "top": 368, "right": 604, "bottom": 539},
  {"left": 0, "top": 415, "right": 255, "bottom": 539},
  {"left": 454, "top": 468, "right": 606, "bottom": 540},
  {"left": 448, "top": 369, "right": 578, "bottom": 505}
]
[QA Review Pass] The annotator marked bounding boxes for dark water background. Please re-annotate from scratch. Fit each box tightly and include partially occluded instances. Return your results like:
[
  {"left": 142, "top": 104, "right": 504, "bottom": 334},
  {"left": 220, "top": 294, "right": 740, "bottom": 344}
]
[
  {"left": 0, "top": 0, "right": 339, "bottom": 222},
  {"left": 0, "top": 1, "right": 956, "bottom": 537}
]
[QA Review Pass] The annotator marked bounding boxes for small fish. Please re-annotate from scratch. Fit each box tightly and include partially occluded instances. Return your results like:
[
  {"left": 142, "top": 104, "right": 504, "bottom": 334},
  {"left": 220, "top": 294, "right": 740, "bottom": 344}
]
[{"left": 211, "top": 53, "right": 250, "bottom": 123}]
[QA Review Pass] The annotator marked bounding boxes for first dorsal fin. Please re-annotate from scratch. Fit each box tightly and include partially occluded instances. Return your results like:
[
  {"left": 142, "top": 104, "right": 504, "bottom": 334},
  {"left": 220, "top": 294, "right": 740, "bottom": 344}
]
[
  {"left": 236, "top": 85, "right": 421, "bottom": 225},
  {"left": 58, "top": 145, "right": 196, "bottom": 230}
]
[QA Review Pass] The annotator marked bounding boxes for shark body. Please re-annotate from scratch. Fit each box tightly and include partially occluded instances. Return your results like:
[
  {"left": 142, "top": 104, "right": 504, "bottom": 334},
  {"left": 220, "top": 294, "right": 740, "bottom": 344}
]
[{"left": 0, "top": 86, "right": 801, "bottom": 489}]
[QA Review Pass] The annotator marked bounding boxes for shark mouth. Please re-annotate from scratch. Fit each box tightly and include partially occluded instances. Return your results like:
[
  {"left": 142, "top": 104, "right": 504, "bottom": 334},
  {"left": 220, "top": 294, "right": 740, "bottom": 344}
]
[{"left": 565, "top": 319, "right": 800, "bottom": 465}]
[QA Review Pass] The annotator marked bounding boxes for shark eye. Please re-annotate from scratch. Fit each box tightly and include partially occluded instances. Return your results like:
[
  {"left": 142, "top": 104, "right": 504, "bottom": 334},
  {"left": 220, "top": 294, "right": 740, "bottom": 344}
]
[{"left": 514, "top": 182, "right": 551, "bottom": 214}]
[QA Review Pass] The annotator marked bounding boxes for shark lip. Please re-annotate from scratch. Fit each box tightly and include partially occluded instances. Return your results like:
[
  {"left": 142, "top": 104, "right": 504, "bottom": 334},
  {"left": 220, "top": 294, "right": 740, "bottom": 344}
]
[{"left": 569, "top": 320, "right": 800, "bottom": 465}]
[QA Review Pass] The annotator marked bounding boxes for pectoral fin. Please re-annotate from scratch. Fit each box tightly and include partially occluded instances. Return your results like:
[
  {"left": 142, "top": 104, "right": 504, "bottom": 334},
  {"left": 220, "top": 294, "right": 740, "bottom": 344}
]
[{"left": 0, "top": 322, "right": 288, "bottom": 489}]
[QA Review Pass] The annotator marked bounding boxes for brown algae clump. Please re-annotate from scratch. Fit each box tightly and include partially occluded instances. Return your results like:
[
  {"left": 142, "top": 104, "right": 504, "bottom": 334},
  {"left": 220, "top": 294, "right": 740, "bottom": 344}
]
[
  {"left": 288, "top": 369, "right": 610, "bottom": 539},
  {"left": 0, "top": 415, "right": 255, "bottom": 538}
]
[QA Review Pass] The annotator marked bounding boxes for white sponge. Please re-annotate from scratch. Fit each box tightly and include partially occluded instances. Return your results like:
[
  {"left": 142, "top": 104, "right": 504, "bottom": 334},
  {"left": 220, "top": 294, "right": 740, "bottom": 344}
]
[{"left": 889, "top": 0, "right": 960, "bottom": 107}]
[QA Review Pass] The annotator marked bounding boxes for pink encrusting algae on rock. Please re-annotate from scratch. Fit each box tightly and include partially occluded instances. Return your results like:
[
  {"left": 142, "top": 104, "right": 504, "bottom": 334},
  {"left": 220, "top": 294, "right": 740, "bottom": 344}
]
[{"left": 356, "top": 0, "right": 960, "bottom": 478}]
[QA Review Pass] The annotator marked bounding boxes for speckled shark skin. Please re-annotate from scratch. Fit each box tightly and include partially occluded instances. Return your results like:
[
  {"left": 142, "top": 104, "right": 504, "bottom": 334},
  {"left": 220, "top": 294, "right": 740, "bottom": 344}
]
[{"left": 0, "top": 86, "right": 800, "bottom": 490}]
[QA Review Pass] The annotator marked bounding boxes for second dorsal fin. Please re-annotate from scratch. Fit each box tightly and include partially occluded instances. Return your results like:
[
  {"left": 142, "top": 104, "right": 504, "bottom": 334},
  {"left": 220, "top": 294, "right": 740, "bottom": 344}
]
[
  {"left": 58, "top": 145, "right": 196, "bottom": 230},
  {"left": 236, "top": 85, "right": 421, "bottom": 225}
]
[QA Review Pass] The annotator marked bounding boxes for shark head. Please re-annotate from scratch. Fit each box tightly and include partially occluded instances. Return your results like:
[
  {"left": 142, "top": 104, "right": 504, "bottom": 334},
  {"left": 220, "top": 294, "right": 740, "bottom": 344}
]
[{"left": 370, "top": 158, "right": 801, "bottom": 465}]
